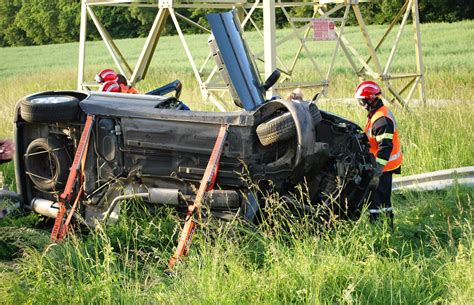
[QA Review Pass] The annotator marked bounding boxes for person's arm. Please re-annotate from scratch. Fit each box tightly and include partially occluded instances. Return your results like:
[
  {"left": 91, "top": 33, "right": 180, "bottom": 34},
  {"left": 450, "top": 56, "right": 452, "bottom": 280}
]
[{"left": 371, "top": 117, "right": 395, "bottom": 167}]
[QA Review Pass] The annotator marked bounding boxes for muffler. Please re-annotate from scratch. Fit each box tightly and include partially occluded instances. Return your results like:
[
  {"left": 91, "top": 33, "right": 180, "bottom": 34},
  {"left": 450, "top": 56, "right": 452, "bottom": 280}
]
[
  {"left": 147, "top": 188, "right": 180, "bottom": 205},
  {"left": 31, "top": 198, "right": 59, "bottom": 218}
]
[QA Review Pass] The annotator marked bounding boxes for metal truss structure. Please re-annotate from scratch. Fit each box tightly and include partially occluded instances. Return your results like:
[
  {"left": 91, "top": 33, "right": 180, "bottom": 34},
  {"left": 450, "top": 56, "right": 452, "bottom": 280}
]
[{"left": 78, "top": 0, "right": 426, "bottom": 110}]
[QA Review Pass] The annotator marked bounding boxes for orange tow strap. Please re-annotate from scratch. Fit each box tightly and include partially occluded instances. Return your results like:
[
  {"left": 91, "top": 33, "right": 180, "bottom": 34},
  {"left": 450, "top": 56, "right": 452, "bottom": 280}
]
[
  {"left": 50, "top": 115, "right": 95, "bottom": 241},
  {"left": 168, "top": 124, "right": 228, "bottom": 270}
]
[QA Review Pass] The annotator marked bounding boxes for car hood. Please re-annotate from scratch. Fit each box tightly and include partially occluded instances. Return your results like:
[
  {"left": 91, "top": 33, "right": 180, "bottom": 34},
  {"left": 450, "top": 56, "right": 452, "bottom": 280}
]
[{"left": 207, "top": 11, "right": 265, "bottom": 111}]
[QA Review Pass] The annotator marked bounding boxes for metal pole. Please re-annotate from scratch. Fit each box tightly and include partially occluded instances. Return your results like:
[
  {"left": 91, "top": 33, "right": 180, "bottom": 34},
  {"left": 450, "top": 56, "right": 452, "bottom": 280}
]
[
  {"left": 384, "top": 0, "right": 412, "bottom": 76},
  {"left": 325, "top": 5, "right": 350, "bottom": 83},
  {"left": 77, "top": 0, "right": 88, "bottom": 90},
  {"left": 352, "top": 4, "right": 383, "bottom": 77},
  {"left": 87, "top": 6, "right": 133, "bottom": 77},
  {"left": 411, "top": 0, "right": 427, "bottom": 103},
  {"left": 263, "top": 0, "right": 276, "bottom": 99},
  {"left": 131, "top": 8, "right": 169, "bottom": 85}
]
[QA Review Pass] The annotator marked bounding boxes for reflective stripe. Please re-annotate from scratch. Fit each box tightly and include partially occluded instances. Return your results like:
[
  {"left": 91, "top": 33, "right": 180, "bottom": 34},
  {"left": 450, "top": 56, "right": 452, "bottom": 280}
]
[
  {"left": 389, "top": 149, "right": 401, "bottom": 161},
  {"left": 387, "top": 109, "right": 398, "bottom": 129},
  {"left": 376, "top": 158, "right": 388, "bottom": 165},
  {"left": 375, "top": 133, "right": 393, "bottom": 141},
  {"left": 106, "top": 83, "right": 120, "bottom": 92},
  {"left": 371, "top": 109, "right": 398, "bottom": 129},
  {"left": 369, "top": 207, "right": 393, "bottom": 214}
]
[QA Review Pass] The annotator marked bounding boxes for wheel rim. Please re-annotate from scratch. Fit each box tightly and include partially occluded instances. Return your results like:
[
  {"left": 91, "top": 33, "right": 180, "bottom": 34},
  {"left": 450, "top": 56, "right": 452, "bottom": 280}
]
[{"left": 30, "top": 96, "right": 72, "bottom": 105}]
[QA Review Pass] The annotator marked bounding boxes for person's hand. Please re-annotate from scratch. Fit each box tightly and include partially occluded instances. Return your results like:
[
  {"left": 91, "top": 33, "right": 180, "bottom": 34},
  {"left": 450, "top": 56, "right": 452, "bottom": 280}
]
[
  {"left": 369, "top": 163, "right": 384, "bottom": 189},
  {"left": 374, "top": 163, "right": 384, "bottom": 178},
  {"left": 0, "top": 139, "right": 14, "bottom": 162},
  {"left": 368, "top": 175, "right": 379, "bottom": 189}
]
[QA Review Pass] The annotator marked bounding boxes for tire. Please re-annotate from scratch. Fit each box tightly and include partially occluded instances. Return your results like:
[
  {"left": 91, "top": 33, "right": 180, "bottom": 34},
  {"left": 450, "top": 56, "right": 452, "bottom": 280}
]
[
  {"left": 24, "top": 137, "right": 71, "bottom": 192},
  {"left": 20, "top": 95, "right": 79, "bottom": 123},
  {"left": 256, "top": 104, "right": 321, "bottom": 146}
]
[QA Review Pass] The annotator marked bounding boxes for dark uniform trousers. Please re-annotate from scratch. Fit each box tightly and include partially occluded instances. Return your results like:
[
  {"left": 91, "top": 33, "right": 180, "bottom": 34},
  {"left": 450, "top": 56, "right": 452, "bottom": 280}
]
[{"left": 369, "top": 171, "right": 394, "bottom": 224}]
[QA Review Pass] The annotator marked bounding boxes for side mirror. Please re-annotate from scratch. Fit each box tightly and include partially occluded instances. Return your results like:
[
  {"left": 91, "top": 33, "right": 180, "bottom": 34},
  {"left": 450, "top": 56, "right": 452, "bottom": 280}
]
[{"left": 262, "top": 70, "right": 281, "bottom": 91}]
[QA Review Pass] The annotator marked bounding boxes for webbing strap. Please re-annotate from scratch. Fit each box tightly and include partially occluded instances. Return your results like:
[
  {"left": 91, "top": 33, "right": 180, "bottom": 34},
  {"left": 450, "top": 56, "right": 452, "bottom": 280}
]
[
  {"left": 60, "top": 115, "right": 95, "bottom": 202},
  {"left": 58, "top": 187, "right": 83, "bottom": 240},
  {"left": 50, "top": 115, "right": 95, "bottom": 241},
  {"left": 50, "top": 203, "right": 66, "bottom": 241},
  {"left": 168, "top": 124, "right": 228, "bottom": 270}
]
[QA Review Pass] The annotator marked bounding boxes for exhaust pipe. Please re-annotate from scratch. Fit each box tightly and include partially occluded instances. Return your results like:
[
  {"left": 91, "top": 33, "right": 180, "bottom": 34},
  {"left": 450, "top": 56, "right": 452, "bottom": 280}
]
[
  {"left": 31, "top": 198, "right": 59, "bottom": 218},
  {"left": 148, "top": 188, "right": 180, "bottom": 205}
]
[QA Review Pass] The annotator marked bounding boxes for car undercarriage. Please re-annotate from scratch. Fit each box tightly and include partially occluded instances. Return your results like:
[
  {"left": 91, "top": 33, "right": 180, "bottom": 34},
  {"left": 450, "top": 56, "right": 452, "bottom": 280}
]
[{"left": 9, "top": 11, "right": 376, "bottom": 228}]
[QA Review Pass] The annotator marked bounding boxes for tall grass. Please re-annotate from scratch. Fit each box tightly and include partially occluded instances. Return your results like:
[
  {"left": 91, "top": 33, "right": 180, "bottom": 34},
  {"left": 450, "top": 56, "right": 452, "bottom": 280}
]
[{"left": 0, "top": 186, "right": 472, "bottom": 303}]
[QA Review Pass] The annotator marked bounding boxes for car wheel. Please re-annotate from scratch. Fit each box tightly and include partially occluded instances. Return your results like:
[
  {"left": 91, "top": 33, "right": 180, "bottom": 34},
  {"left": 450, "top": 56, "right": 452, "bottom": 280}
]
[
  {"left": 24, "top": 137, "right": 71, "bottom": 192},
  {"left": 256, "top": 104, "right": 321, "bottom": 146},
  {"left": 20, "top": 95, "right": 80, "bottom": 123}
]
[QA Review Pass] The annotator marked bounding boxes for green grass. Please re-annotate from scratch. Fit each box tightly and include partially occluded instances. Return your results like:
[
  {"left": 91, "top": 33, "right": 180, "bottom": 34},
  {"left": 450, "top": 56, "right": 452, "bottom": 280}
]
[
  {"left": 0, "top": 187, "right": 472, "bottom": 304},
  {"left": 0, "top": 20, "right": 473, "bottom": 303}
]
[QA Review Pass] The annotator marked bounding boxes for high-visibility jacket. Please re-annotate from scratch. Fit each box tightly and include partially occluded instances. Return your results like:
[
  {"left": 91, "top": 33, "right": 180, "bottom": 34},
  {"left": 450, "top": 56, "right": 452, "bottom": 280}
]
[
  {"left": 119, "top": 84, "right": 138, "bottom": 94},
  {"left": 364, "top": 105, "right": 402, "bottom": 172}
]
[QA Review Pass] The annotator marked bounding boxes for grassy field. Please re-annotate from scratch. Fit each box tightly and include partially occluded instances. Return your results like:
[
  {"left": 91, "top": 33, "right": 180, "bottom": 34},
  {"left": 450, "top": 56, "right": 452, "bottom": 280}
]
[{"left": 0, "top": 20, "right": 473, "bottom": 303}]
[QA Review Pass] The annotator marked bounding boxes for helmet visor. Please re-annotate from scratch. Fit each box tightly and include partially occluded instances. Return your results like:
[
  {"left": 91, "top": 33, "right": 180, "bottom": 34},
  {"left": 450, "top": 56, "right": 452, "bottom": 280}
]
[
  {"left": 357, "top": 98, "right": 369, "bottom": 107},
  {"left": 95, "top": 74, "right": 103, "bottom": 83}
]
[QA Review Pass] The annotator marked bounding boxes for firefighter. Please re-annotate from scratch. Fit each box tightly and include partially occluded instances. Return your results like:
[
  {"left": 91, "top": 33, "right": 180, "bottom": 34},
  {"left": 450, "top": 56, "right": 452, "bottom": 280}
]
[
  {"left": 0, "top": 139, "right": 14, "bottom": 164},
  {"left": 100, "top": 80, "right": 121, "bottom": 93},
  {"left": 355, "top": 81, "right": 402, "bottom": 225},
  {"left": 96, "top": 69, "right": 138, "bottom": 94},
  {"left": 116, "top": 74, "right": 138, "bottom": 94},
  {"left": 95, "top": 69, "right": 119, "bottom": 84}
]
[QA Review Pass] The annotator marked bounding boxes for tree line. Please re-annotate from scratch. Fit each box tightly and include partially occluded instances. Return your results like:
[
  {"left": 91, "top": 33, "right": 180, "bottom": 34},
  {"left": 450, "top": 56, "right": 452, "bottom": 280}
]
[{"left": 1, "top": 0, "right": 472, "bottom": 47}]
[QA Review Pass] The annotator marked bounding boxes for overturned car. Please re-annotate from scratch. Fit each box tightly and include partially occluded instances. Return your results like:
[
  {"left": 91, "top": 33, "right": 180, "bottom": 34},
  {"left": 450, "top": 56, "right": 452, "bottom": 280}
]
[{"left": 10, "top": 12, "right": 376, "bottom": 226}]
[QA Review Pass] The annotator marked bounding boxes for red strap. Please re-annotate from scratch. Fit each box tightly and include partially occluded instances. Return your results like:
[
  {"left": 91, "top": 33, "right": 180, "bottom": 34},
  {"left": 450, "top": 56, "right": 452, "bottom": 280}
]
[
  {"left": 58, "top": 187, "right": 83, "bottom": 240},
  {"left": 168, "top": 124, "right": 228, "bottom": 269},
  {"left": 60, "top": 115, "right": 94, "bottom": 202},
  {"left": 51, "top": 115, "right": 94, "bottom": 241},
  {"left": 50, "top": 203, "right": 66, "bottom": 241}
]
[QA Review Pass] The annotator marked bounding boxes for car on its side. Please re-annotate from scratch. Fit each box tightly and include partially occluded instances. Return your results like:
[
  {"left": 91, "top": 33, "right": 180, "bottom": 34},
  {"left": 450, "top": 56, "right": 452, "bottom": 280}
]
[{"left": 9, "top": 11, "right": 376, "bottom": 224}]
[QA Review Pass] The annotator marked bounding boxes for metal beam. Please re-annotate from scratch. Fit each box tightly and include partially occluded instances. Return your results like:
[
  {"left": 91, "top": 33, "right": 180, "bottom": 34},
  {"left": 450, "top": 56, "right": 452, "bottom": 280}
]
[
  {"left": 393, "top": 167, "right": 474, "bottom": 192},
  {"left": 359, "top": 0, "right": 409, "bottom": 75},
  {"left": 384, "top": 0, "right": 412, "bottom": 76},
  {"left": 78, "top": 0, "right": 426, "bottom": 110},
  {"left": 130, "top": 8, "right": 169, "bottom": 84},
  {"left": 263, "top": 0, "right": 276, "bottom": 99},
  {"left": 78, "top": 0, "right": 88, "bottom": 90},
  {"left": 352, "top": 4, "right": 383, "bottom": 77},
  {"left": 411, "top": 0, "right": 427, "bottom": 103},
  {"left": 87, "top": 6, "right": 133, "bottom": 77},
  {"left": 325, "top": 5, "right": 350, "bottom": 85}
]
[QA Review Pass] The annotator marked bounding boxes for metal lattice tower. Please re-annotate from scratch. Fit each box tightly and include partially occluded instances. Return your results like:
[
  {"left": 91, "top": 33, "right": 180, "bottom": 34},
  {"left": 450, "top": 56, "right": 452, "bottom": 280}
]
[{"left": 78, "top": 0, "right": 426, "bottom": 110}]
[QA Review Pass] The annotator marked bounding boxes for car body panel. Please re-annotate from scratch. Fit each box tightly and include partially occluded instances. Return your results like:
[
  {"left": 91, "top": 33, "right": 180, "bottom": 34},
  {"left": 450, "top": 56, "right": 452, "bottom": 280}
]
[{"left": 207, "top": 11, "right": 265, "bottom": 110}]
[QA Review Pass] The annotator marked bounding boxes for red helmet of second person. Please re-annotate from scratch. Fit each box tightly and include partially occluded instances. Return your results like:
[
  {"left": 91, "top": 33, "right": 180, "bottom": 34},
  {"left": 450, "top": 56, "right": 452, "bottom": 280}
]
[
  {"left": 354, "top": 81, "right": 382, "bottom": 102},
  {"left": 100, "top": 80, "right": 121, "bottom": 93},
  {"left": 95, "top": 69, "right": 118, "bottom": 83}
]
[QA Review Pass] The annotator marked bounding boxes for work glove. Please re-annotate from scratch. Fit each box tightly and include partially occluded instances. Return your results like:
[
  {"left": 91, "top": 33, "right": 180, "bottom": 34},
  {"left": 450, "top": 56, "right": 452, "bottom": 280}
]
[
  {"left": 368, "top": 163, "right": 384, "bottom": 189},
  {"left": 374, "top": 163, "right": 384, "bottom": 177}
]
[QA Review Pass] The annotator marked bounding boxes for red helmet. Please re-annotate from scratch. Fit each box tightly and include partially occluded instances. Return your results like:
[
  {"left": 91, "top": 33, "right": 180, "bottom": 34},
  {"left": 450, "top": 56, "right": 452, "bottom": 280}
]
[
  {"left": 100, "top": 80, "right": 121, "bottom": 93},
  {"left": 95, "top": 69, "right": 118, "bottom": 83},
  {"left": 355, "top": 81, "right": 382, "bottom": 102}
]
